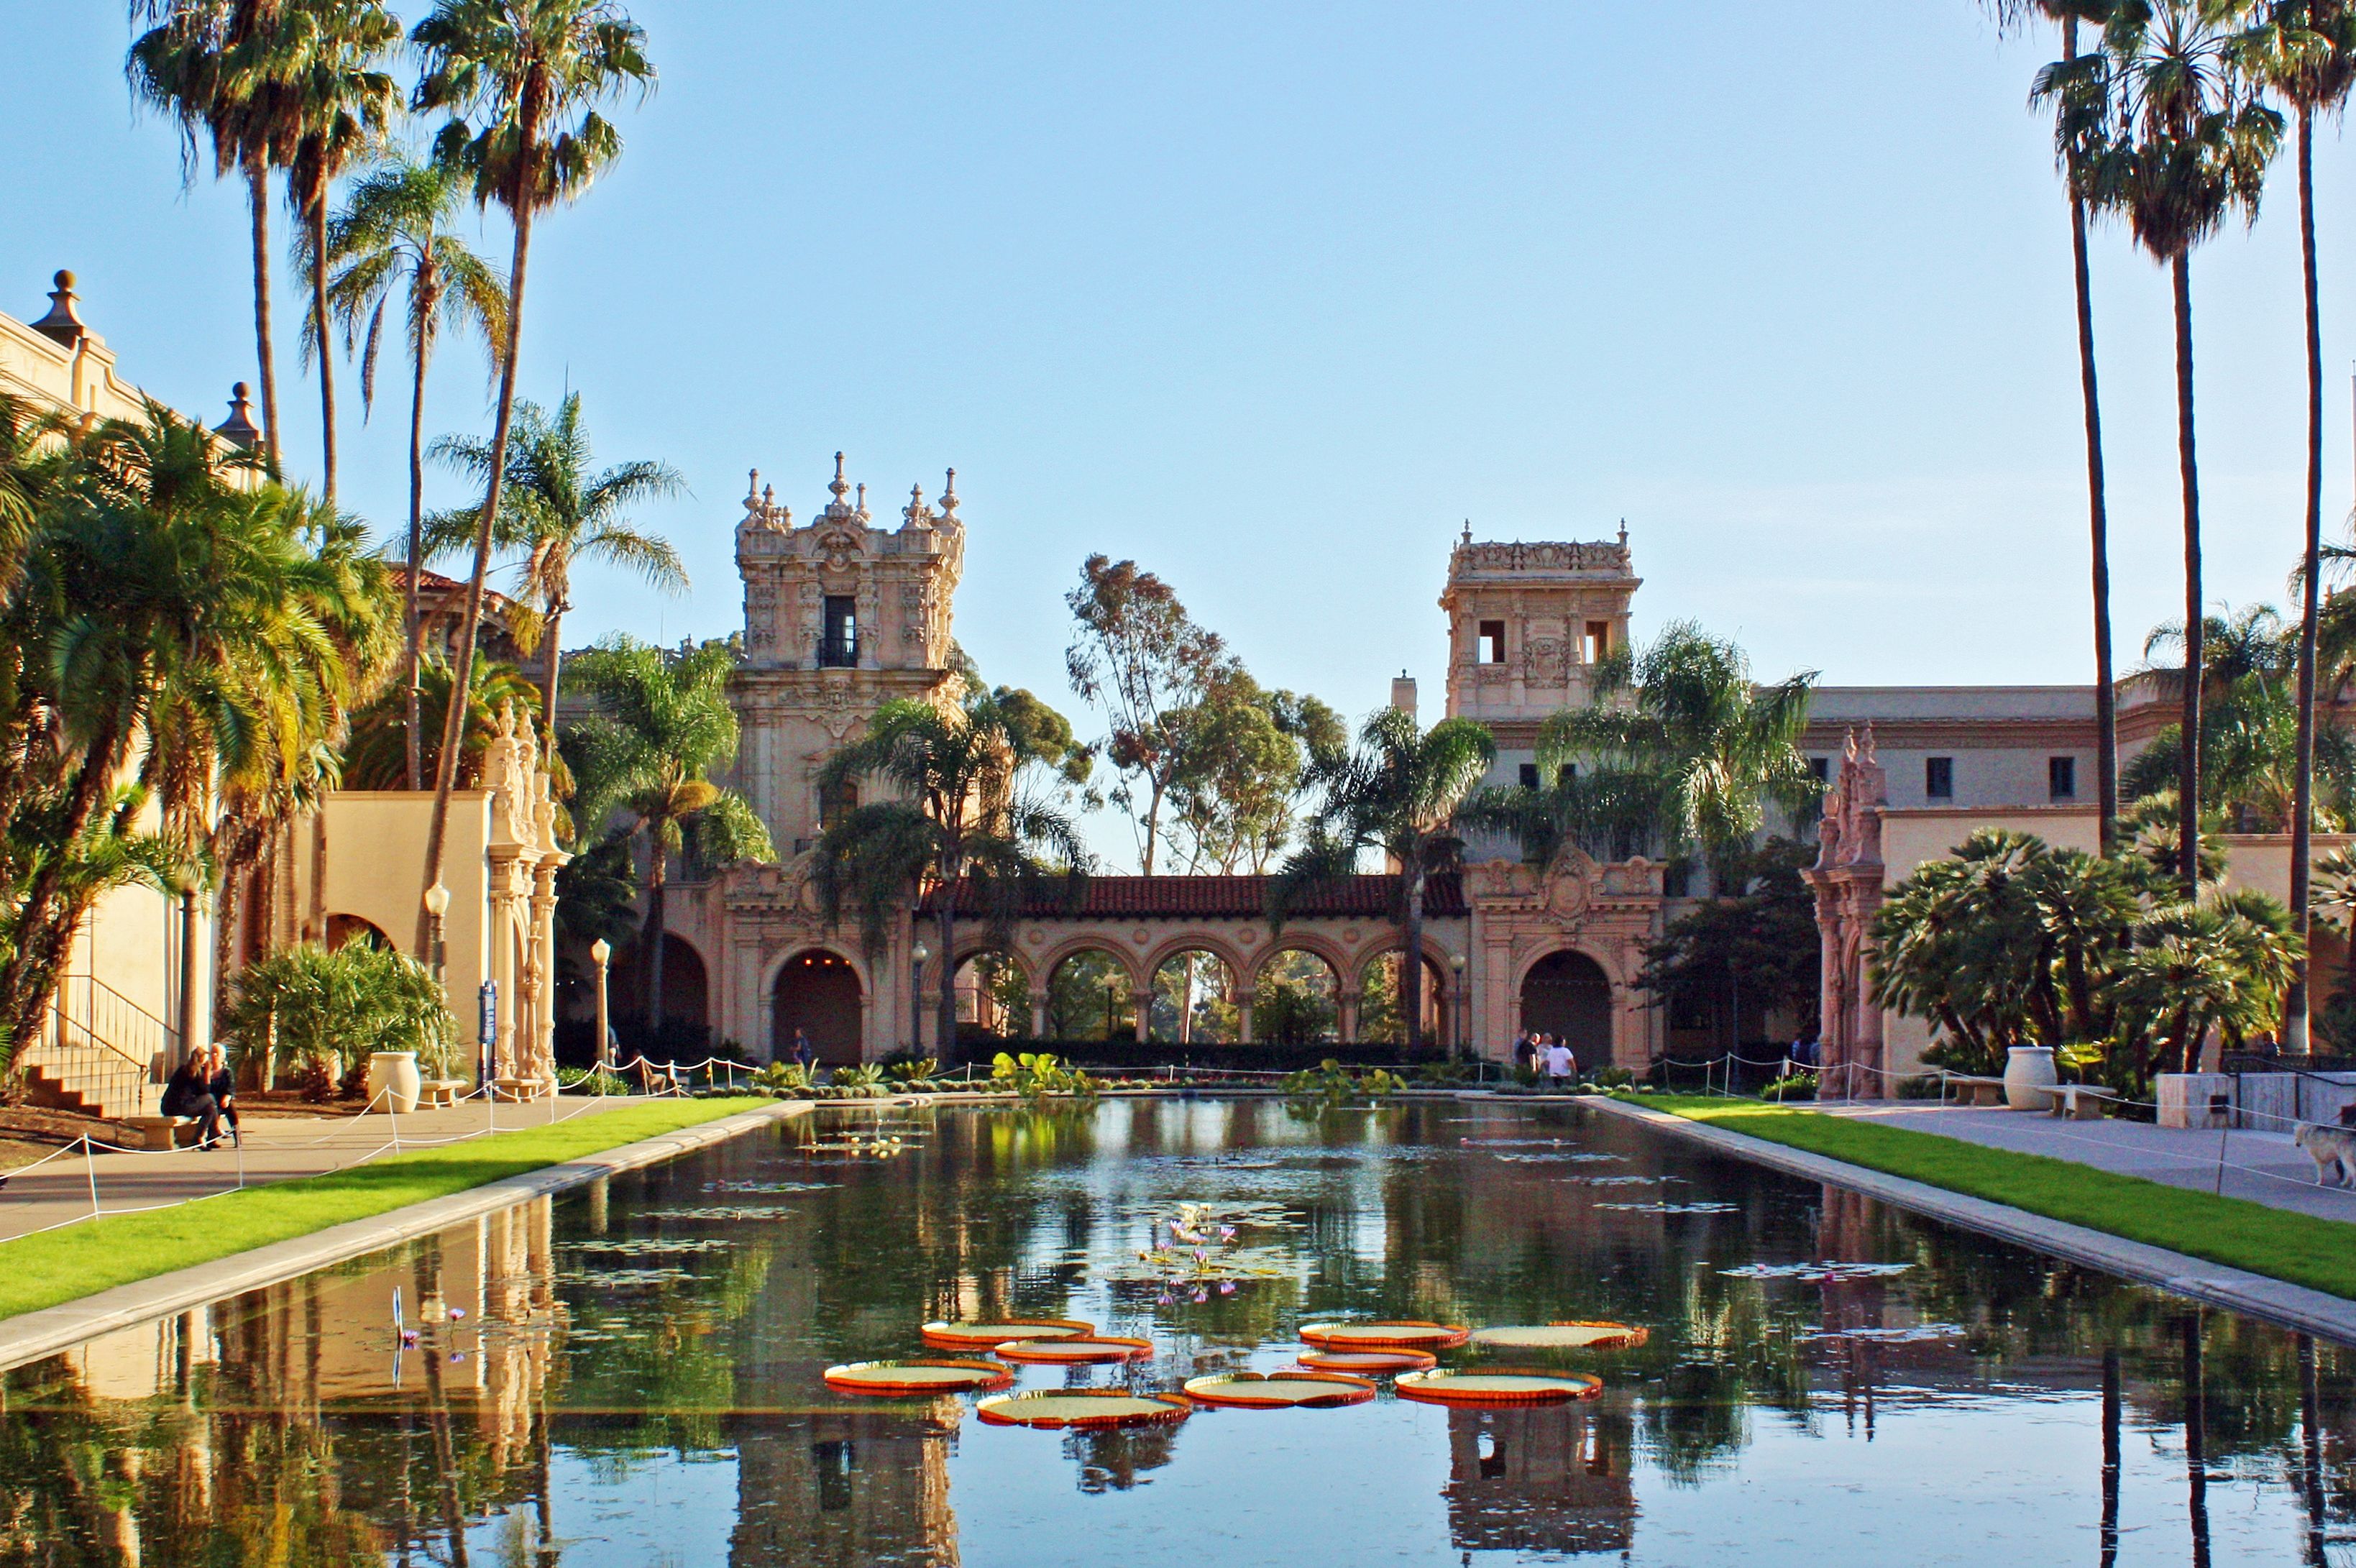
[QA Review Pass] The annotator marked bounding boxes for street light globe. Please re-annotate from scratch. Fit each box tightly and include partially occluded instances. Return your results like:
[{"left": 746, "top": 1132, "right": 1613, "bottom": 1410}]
[
  {"left": 1448, "top": 951, "right": 1466, "bottom": 973},
  {"left": 590, "top": 938, "right": 612, "bottom": 966},
  {"left": 912, "top": 940, "right": 931, "bottom": 966},
  {"left": 423, "top": 881, "right": 450, "bottom": 918}
]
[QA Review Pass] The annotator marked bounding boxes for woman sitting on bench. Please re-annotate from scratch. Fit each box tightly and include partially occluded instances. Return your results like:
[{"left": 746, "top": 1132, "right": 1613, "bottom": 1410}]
[{"left": 160, "top": 1046, "right": 226, "bottom": 1150}]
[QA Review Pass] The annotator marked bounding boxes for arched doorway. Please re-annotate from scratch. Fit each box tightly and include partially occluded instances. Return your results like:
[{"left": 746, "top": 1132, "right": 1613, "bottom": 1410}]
[
  {"left": 1150, "top": 950, "right": 1238, "bottom": 1044},
  {"left": 325, "top": 913, "right": 393, "bottom": 951},
  {"left": 1048, "top": 950, "right": 1131, "bottom": 1041},
  {"left": 1521, "top": 950, "right": 1613, "bottom": 1065},
  {"left": 954, "top": 950, "right": 1032, "bottom": 1044},
  {"left": 774, "top": 949, "right": 863, "bottom": 1065},
  {"left": 1254, "top": 949, "right": 1339, "bottom": 1044},
  {"left": 1357, "top": 950, "right": 1447, "bottom": 1046},
  {"left": 613, "top": 933, "right": 709, "bottom": 1032}
]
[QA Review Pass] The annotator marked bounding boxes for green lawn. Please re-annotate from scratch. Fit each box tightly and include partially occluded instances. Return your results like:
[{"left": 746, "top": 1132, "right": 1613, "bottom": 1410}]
[
  {"left": 1618, "top": 1094, "right": 2356, "bottom": 1302},
  {"left": 0, "top": 1096, "right": 770, "bottom": 1323}
]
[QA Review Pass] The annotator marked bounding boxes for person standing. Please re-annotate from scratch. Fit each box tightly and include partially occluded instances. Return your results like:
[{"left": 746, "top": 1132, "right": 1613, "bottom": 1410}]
[
  {"left": 790, "top": 1028, "right": 815, "bottom": 1071},
  {"left": 1543, "top": 1037, "right": 1574, "bottom": 1088}
]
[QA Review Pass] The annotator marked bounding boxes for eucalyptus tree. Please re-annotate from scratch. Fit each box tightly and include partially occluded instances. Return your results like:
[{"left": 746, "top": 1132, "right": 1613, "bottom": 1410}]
[
  {"left": 409, "top": 0, "right": 656, "bottom": 956},
  {"left": 564, "top": 637, "right": 771, "bottom": 1038},
  {"left": 2232, "top": 0, "right": 2356, "bottom": 1050},
  {"left": 281, "top": 0, "right": 401, "bottom": 505},
  {"left": 324, "top": 157, "right": 509, "bottom": 787},
  {"left": 1271, "top": 706, "right": 1495, "bottom": 1053},
  {"left": 1999, "top": 0, "right": 2124, "bottom": 848},
  {"left": 2078, "top": 0, "right": 2281, "bottom": 894},
  {"left": 813, "top": 691, "right": 1091, "bottom": 1058},
  {"left": 423, "top": 391, "right": 685, "bottom": 743}
]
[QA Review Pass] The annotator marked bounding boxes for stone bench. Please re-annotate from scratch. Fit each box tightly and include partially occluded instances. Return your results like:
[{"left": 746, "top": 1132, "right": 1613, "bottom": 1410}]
[
  {"left": 2028, "top": 1083, "right": 2119, "bottom": 1121},
  {"left": 417, "top": 1078, "right": 467, "bottom": 1109},
  {"left": 1942, "top": 1075, "right": 2009, "bottom": 1108},
  {"left": 115, "top": 1115, "right": 201, "bottom": 1151}
]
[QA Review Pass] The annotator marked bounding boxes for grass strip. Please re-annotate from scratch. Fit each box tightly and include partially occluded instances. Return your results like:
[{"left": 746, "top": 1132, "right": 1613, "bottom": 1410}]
[
  {"left": 0, "top": 1097, "right": 769, "bottom": 1322},
  {"left": 1621, "top": 1094, "right": 2356, "bottom": 1302}
]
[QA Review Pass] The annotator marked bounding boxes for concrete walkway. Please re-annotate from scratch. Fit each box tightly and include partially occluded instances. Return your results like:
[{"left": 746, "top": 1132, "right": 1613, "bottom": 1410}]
[
  {"left": 0, "top": 1096, "right": 637, "bottom": 1242},
  {"left": 1806, "top": 1101, "right": 2356, "bottom": 1224}
]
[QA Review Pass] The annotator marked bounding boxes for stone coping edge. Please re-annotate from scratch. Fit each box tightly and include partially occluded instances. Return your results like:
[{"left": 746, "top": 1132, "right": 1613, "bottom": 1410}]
[
  {"left": 0, "top": 1100, "right": 810, "bottom": 1374},
  {"left": 1587, "top": 1096, "right": 2356, "bottom": 1347}
]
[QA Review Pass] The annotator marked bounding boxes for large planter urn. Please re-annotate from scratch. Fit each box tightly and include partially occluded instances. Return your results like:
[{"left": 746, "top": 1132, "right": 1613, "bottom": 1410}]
[
  {"left": 2002, "top": 1045, "right": 2058, "bottom": 1111},
  {"left": 367, "top": 1050, "right": 422, "bottom": 1114}
]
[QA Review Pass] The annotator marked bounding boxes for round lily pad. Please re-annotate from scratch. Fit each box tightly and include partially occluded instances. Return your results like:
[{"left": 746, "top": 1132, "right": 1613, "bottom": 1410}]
[
  {"left": 995, "top": 1335, "right": 1155, "bottom": 1365},
  {"left": 1182, "top": 1371, "right": 1376, "bottom": 1409},
  {"left": 822, "top": 1360, "right": 1014, "bottom": 1396},
  {"left": 1298, "top": 1319, "right": 1470, "bottom": 1351},
  {"left": 1394, "top": 1369, "right": 1604, "bottom": 1407},
  {"left": 1296, "top": 1347, "right": 1439, "bottom": 1375},
  {"left": 919, "top": 1317, "right": 1094, "bottom": 1350},
  {"left": 1469, "top": 1321, "right": 1650, "bottom": 1351},
  {"left": 975, "top": 1389, "right": 1193, "bottom": 1429}
]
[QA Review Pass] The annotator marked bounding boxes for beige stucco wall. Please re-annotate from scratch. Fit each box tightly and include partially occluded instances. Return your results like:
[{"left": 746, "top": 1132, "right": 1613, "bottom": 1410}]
[{"left": 313, "top": 791, "right": 495, "bottom": 1018}]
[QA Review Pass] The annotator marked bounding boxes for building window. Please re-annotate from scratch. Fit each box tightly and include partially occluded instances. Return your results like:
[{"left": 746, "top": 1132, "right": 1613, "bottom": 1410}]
[
  {"left": 2049, "top": 756, "right": 2076, "bottom": 800},
  {"left": 1585, "top": 620, "right": 1610, "bottom": 664},
  {"left": 1479, "top": 620, "right": 1508, "bottom": 664},
  {"left": 1559, "top": 762, "right": 1577, "bottom": 786},
  {"left": 1518, "top": 763, "right": 1540, "bottom": 790},
  {"left": 819, "top": 595, "right": 858, "bottom": 667},
  {"left": 1925, "top": 756, "right": 1954, "bottom": 799},
  {"left": 819, "top": 778, "right": 857, "bottom": 830},
  {"left": 1809, "top": 756, "right": 1830, "bottom": 786}
]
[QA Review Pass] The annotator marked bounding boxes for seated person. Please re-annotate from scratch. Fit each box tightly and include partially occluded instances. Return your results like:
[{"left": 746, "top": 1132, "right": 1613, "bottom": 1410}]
[
  {"left": 158, "top": 1047, "right": 224, "bottom": 1149},
  {"left": 203, "top": 1045, "right": 240, "bottom": 1147}
]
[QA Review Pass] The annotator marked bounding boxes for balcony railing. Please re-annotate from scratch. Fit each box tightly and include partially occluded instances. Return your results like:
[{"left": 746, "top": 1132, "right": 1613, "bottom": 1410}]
[{"left": 816, "top": 633, "right": 860, "bottom": 669}]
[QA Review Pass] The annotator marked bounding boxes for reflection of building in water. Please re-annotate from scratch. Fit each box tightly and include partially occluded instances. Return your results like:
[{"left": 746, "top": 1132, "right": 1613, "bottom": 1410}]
[
  {"left": 1070, "top": 1422, "right": 1179, "bottom": 1493},
  {"left": 1443, "top": 1400, "right": 1635, "bottom": 1556},
  {"left": 728, "top": 1398, "right": 961, "bottom": 1568}
]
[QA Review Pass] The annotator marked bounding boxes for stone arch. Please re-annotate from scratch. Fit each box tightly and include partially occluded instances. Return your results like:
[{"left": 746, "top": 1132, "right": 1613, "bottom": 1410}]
[
  {"left": 1148, "top": 947, "right": 1242, "bottom": 1045},
  {"left": 613, "top": 931, "right": 710, "bottom": 1031},
  {"left": 771, "top": 946, "right": 866, "bottom": 1065},
  {"left": 1032, "top": 936, "right": 1147, "bottom": 996},
  {"left": 324, "top": 912, "right": 393, "bottom": 951},
  {"left": 1517, "top": 948, "right": 1615, "bottom": 1065},
  {"left": 1245, "top": 932, "right": 1352, "bottom": 990},
  {"left": 951, "top": 945, "right": 1033, "bottom": 1043},
  {"left": 1252, "top": 946, "right": 1342, "bottom": 1045},
  {"left": 1046, "top": 945, "right": 1138, "bottom": 1041},
  {"left": 1354, "top": 945, "right": 1452, "bottom": 1047}
]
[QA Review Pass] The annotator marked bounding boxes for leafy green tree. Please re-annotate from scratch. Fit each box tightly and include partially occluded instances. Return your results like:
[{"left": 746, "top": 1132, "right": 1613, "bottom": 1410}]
[
  {"left": 425, "top": 390, "right": 686, "bottom": 743},
  {"left": 341, "top": 650, "right": 544, "bottom": 791},
  {"left": 2073, "top": 0, "right": 2281, "bottom": 891},
  {"left": 1633, "top": 839, "right": 1823, "bottom": 1055},
  {"left": 223, "top": 938, "right": 459, "bottom": 1081},
  {"left": 815, "top": 689, "right": 1091, "bottom": 1057},
  {"left": 564, "top": 636, "right": 772, "bottom": 1033},
  {"left": 1165, "top": 670, "right": 1344, "bottom": 874},
  {"left": 2113, "top": 891, "right": 2299, "bottom": 1074},
  {"left": 324, "top": 157, "right": 509, "bottom": 787},
  {"left": 1273, "top": 707, "right": 1494, "bottom": 1053},
  {"left": 411, "top": 0, "right": 656, "bottom": 955}
]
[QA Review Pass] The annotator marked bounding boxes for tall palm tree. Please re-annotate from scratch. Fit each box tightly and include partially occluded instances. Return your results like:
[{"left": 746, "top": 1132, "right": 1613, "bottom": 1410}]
[
  {"left": 423, "top": 391, "right": 685, "bottom": 745},
  {"left": 814, "top": 692, "right": 1091, "bottom": 1060},
  {"left": 408, "top": 0, "right": 656, "bottom": 958},
  {"left": 2234, "top": 0, "right": 2356, "bottom": 1050},
  {"left": 2009, "top": 0, "right": 2124, "bottom": 851},
  {"left": 339, "top": 650, "right": 544, "bottom": 791},
  {"left": 564, "top": 637, "right": 771, "bottom": 1040},
  {"left": 281, "top": 0, "right": 402, "bottom": 506},
  {"left": 323, "top": 157, "right": 509, "bottom": 789},
  {"left": 1272, "top": 707, "right": 1495, "bottom": 1053},
  {"left": 128, "top": 0, "right": 294, "bottom": 471},
  {"left": 2080, "top": 1, "right": 2281, "bottom": 896}
]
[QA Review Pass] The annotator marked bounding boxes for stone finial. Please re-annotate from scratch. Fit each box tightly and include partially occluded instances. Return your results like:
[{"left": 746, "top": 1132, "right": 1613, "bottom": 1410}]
[
  {"left": 746, "top": 467, "right": 760, "bottom": 503},
  {"left": 31, "top": 270, "right": 86, "bottom": 348},
  {"left": 1460, "top": 519, "right": 1472, "bottom": 545},
  {"left": 829, "top": 451, "right": 849, "bottom": 505},
  {"left": 855, "top": 482, "right": 867, "bottom": 517},
  {"left": 1858, "top": 721, "right": 1878, "bottom": 765},
  {"left": 1618, "top": 519, "right": 1628, "bottom": 547},
  {"left": 903, "top": 481, "right": 933, "bottom": 531},
  {"left": 940, "top": 468, "right": 959, "bottom": 521},
  {"left": 214, "top": 381, "right": 261, "bottom": 449}
]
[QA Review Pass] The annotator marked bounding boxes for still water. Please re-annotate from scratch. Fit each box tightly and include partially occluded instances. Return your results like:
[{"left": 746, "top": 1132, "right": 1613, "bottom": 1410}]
[{"left": 3, "top": 1097, "right": 2352, "bottom": 1567}]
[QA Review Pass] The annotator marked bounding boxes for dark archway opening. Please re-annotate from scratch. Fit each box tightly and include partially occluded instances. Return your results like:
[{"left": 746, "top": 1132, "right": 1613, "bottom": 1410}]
[
  {"left": 774, "top": 949, "right": 863, "bottom": 1065},
  {"left": 1521, "top": 950, "right": 1613, "bottom": 1065}
]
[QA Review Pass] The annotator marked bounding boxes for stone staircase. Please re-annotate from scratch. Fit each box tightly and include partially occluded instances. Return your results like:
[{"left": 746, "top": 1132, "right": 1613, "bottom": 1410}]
[{"left": 18, "top": 976, "right": 172, "bottom": 1123}]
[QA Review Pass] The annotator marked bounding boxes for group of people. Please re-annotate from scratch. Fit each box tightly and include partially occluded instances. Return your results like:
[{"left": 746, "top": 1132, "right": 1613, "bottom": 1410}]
[
  {"left": 159, "top": 1045, "right": 240, "bottom": 1150},
  {"left": 1513, "top": 1030, "right": 1579, "bottom": 1086}
]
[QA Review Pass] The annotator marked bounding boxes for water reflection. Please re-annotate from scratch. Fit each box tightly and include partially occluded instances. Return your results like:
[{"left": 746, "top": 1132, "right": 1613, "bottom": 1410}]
[{"left": 2, "top": 1100, "right": 2355, "bottom": 1566}]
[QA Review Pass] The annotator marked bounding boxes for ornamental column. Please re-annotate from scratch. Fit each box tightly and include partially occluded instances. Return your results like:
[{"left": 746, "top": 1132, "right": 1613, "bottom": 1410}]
[{"left": 528, "top": 859, "right": 560, "bottom": 1087}]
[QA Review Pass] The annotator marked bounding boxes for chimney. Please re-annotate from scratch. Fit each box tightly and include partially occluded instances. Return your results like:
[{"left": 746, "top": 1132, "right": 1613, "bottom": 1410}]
[{"left": 1390, "top": 671, "right": 1417, "bottom": 723}]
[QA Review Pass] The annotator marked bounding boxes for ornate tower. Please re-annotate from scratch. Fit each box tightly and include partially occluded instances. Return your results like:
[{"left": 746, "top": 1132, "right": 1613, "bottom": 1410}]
[
  {"left": 1439, "top": 526, "right": 1640, "bottom": 752},
  {"left": 731, "top": 454, "right": 965, "bottom": 853}
]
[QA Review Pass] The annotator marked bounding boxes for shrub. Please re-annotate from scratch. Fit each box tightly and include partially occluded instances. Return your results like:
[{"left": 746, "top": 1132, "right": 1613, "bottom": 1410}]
[
  {"left": 830, "top": 1064, "right": 887, "bottom": 1095},
  {"left": 989, "top": 1051, "right": 1098, "bottom": 1098},
  {"left": 224, "top": 943, "right": 459, "bottom": 1086},
  {"left": 557, "top": 1066, "right": 635, "bottom": 1096},
  {"left": 1760, "top": 1070, "right": 1817, "bottom": 1102},
  {"left": 1282, "top": 1058, "right": 1403, "bottom": 1106},
  {"left": 751, "top": 1061, "right": 811, "bottom": 1096},
  {"left": 1593, "top": 1065, "right": 1636, "bottom": 1089}
]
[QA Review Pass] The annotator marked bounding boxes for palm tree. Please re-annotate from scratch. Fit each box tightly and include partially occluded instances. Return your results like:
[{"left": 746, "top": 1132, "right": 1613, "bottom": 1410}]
[
  {"left": 2004, "top": 1, "right": 2126, "bottom": 851},
  {"left": 280, "top": 0, "right": 400, "bottom": 505},
  {"left": 2079, "top": 1, "right": 2281, "bottom": 894},
  {"left": 423, "top": 391, "right": 685, "bottom": 744},
  {"left": 408, "top": 0, "right": 656, "bottom": 958},
  {"left": 1272, "top": 707, "right": 1495, "bottom": 1053},
  {"left": 128, "top": 0, "right": 294, "bottom": 470},
  {"left": 323, "top": 157, "right": 509, "bottom": 789},
  {"left": 814, "top": 692, "right": 1091, "bottom": 1060},
  {"left": 2234, "top": 0, "right": 2356, "bottom": 1051},
  {"left": 340, "top": 650, "right": 544, "bottom": 790},
  {"left": 564, "top": 638, "right": 771, "bottom": 1040}
]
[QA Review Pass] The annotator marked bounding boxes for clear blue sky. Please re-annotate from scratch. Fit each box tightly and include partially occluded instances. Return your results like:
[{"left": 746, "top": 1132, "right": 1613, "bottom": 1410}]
[{"left": 5, "top": 3, "right": 2352, "bottom": 862}]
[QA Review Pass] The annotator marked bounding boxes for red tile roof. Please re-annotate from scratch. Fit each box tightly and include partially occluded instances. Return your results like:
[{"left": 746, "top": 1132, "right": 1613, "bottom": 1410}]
[{"left": 920, "top": 873, "right": 1465, "bottom": 920}]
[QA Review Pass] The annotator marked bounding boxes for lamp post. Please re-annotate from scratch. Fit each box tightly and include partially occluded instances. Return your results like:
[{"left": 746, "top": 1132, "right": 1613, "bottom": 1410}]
[
  {"left": 1449, "top": 950, "right": 1467, "bottom": 1062},
  {"left": 422, "top": 881, "right": 450, "bottom": 988},
  {"left": 910, "top": 940, "right": 930, "bottom": 1060},
  {"left": 590, "top": 938, "right": 613, "bottom": 1073}
]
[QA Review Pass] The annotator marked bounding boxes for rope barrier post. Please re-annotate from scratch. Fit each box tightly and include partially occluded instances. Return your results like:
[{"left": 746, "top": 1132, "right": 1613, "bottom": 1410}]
[{"left": 83, "top": 1134, "right": 99, "bottom": 1221}]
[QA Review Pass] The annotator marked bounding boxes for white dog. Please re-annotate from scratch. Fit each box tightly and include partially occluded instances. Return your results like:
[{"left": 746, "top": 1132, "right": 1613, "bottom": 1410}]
[{"left": 2294, "top": 1122, "right": 2356, "bottom": 1188}]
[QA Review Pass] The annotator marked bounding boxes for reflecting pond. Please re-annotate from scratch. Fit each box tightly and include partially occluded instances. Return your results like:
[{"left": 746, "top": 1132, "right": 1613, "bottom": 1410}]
[{"left": 4, "top": 1098, "right": 2355, "bottom": 1565}]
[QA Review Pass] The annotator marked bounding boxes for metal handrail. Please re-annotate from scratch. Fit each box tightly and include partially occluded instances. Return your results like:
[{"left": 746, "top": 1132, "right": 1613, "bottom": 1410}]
[{"left": 40, "top": 973, "right": 178, "bottom": 1117}]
